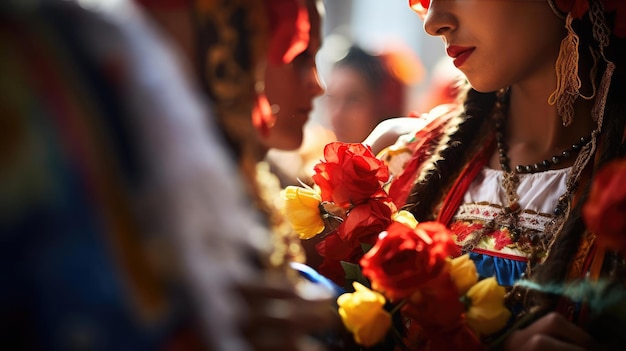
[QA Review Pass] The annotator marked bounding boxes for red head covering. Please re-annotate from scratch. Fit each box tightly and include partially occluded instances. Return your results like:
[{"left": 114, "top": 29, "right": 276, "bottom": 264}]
[{"left": 265, "top": 0, "right": 310, "bottom": 64}]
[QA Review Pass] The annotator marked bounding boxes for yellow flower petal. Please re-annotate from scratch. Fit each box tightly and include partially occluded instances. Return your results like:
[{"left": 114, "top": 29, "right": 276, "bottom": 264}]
[
  {"left": 465, "top": 277, "right": 511, "bottom": 337},
  {"left": 337, "top": 282, "right": 392, "bottom": 347},
  {"left": 448, "top": 254, "right": 478, "bottom": 295},
  {"left": 281, "top": 186, "right": 325, "bottom": 239},
  {"left": 392, "top": 210, "right": 418, "bottom": 229}
]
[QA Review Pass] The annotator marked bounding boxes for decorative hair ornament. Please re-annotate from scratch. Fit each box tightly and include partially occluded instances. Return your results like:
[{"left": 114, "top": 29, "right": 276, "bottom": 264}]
[
  {"left": 554, "top": 0, "right": 626, "bottom": 38},
  {"left": 548, "top": 0, "right": 624, "bottom": 126},
  {"left": 544, "top": 0, "right": 616, "bottom": 267},
  {"left": 408, "top": 0, "right": 428, "bottom": 19}
]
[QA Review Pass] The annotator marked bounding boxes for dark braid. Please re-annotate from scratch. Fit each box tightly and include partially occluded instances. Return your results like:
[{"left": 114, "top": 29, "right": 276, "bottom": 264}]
[
  {"left": 531, "top": 20, "right": 626, "bottom": 309},
  {"left": 404, "top": 87, "right": 496, "bottom": 221}
]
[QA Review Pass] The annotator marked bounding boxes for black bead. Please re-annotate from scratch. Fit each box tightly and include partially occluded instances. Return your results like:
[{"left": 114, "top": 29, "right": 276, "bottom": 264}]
[
  {"left": 552, "top": 156, "right": 561, "bottom": 164},
  {"left": 541, "top": 160, "right": 551, "bottom": 168},
  {"left": 572, "top": 143, "right": 580, "bottom": 151},
  {"left": 510, "top": 228, "right": 521, "bottom": 241},
  {"left": 533, "top": 163, "right": 542, "bottom": 171},
  {"left": 554, "top": 206, "right": 563, "bottom": 215},
  {"left": 525, "top": 165, "right": 534, "bottom": 173},
  {"left": 516, "top": 165, "right": 525, "bottom": 173},
  {"left": 562, "top": 150, "right": 571, "bottom": 158}
]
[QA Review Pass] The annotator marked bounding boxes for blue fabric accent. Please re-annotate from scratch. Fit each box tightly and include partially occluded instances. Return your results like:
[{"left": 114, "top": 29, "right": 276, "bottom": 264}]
[
  {"left": 290, "top": 262, "right": 345, "bottom": 297},
  {"left": 469, "top": 252, "right": 527, "bottom": 286}
]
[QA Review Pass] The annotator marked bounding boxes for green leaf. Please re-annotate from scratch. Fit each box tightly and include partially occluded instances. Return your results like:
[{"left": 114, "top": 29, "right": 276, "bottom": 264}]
[
  {"left": 340, "top": 261, "right": 370, "bottom": 290},
  {"left": 361, "top": 243, "right": 373, "bottom": 253}
]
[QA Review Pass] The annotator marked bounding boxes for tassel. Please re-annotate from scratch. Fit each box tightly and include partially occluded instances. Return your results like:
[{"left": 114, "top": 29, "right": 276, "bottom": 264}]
[{"left": 548, "top": 14, "right": 581, "bottom": 127}]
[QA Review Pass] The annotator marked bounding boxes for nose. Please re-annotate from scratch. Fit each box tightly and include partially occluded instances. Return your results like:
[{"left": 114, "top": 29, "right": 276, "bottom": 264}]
[{"left": 423, "top": 2, "right": 457, "bottom": 37}]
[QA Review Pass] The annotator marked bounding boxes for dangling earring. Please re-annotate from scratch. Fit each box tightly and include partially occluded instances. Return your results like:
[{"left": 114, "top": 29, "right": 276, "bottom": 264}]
[
  {"left": 548, "top": 13, "right": 581, "bottom": 127},
  {"left": 252, "top": 92, "right": 275, "bottom": 138}
]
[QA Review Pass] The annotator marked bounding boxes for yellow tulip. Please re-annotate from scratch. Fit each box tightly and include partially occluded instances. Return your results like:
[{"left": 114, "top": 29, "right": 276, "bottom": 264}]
[
  {"left": 280, "top": 186, "right": 325, "bottom": 239},
  {"left": 465, "top": 277, "right": 511, "bottom": 337},
  {"left": 337, "top": 282, "right": 392, "bottom": 347},
  {"left": 448, "top": 254, "right": 478, "bottom": 295},
  {"left": 392, "top": 210, "right": 418, "bottom": 229}
]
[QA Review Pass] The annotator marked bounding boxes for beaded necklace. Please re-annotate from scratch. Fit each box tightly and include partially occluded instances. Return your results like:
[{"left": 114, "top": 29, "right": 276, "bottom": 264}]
[
  {"left": 492, "top": 89, "right": 592, "bottom": 217},
  {"left": 461, "top": 89, "right": 593, "bottom": 265}
]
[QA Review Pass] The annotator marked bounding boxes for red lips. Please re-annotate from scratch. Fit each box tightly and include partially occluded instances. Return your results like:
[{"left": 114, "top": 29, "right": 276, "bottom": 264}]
[{"left": 446, "top": 45, "right": 475, "bottom": 68}]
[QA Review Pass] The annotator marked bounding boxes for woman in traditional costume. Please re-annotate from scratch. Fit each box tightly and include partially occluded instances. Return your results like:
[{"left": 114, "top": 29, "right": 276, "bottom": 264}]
[{"left": 369, "top": 0, "right": 626, "bottom": 348}]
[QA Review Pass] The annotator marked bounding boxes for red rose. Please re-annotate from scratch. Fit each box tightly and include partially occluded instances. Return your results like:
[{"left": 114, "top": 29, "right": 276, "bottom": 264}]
[
  {"left": 360, "top": 221, "right": 459, "bottom": 301},
  {"left": 401, "top": 273, "right": 464, "bottom": 328},
  {"left": 583, "top": 159, "right": 626, "bottom": 254},
  {"left": 316, "top": 231, "right": 368, "bottom": 286},
  {"left": 312, "top": 142, "right": 389, "bottom": 208},
  {"left": 316, "top": 230, "right": 359, "bottom": 261},
  {"left": 337, "top": 199, "right": 395, "bottom": 245}
]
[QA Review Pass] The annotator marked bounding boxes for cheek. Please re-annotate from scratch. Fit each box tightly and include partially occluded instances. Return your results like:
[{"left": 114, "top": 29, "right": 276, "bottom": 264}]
[{"left": 264, "top": 65, "right": 298, "bottom": 105}]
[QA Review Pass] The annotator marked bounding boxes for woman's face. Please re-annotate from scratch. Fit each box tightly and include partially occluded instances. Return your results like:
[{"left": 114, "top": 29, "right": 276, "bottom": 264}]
[
  {"left": 423, "top": 0, "right": 564, "bottom": 92},
  {"left": 326, "top": 66, "right": 379, "bottom": 143},
  {"left": 261, "top": 1, "right": 324, "bottom": 151}
]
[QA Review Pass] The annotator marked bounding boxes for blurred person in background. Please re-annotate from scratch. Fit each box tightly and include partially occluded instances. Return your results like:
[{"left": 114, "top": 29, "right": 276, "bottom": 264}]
[
  {"left": 268, "top": 43, "right": 424, "bottom": 188},
  {"left": 417, "top": 55, "right": 464, "bottom": 113},
  {"left": 0, "top": 0, "right": 336, "bottom": 350},
  {"left": 325, "top": 45, "right": 423, "bottom": 143}
]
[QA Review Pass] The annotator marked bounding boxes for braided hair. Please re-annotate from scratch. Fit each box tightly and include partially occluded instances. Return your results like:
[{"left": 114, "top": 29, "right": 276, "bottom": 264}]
[
  {"left": 403, "top": 87, "right": 496, "bottom": 221},
  {"left": 405, "top": 0, "right": 626, "bottom": 315}
]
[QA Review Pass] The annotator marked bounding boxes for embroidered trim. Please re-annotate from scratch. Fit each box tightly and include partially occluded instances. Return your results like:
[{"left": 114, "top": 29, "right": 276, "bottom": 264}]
[
  {"left": 455, "top": 202, "right": 554, "bottom": 231},
  {"left": 471, "top": 248, "right": 528, "bottom": 262}
]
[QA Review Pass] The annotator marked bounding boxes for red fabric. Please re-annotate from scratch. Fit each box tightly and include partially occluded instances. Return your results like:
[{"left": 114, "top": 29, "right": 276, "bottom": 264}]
[
  {"left": 436, "top": 134, "right": 495, "bottom": 226},
  {"left": 387, "top": 109, "right": 457, "bottom": 208},
  {"left": 265, "top": 0, "right": 310, "bottom": 65}
]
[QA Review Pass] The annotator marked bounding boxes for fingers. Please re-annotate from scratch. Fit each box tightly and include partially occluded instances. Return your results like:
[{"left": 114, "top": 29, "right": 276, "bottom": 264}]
[
  {"left": 527, "top": 312, "right": 594, "bottom": 347},
  {"left": 503, "top": 312, "right": 594, "bottom": 351},
  {"left": 241, "top": 297, "right": 335, "bottom": 350},
  {"left": 235, "top": 275, "right": 339, "bottom": 351}
]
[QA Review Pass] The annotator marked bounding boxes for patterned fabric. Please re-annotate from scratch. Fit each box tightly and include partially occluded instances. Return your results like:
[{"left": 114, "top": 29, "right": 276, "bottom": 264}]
[
  {"left": 452, "top": 167, "right": 569, "bottom": 285},
  {"left": 1, "top": 4, "right": 181, "bottom": 348},
  {"left": 379, "top": 116, "right": 573, "bottom": 286}
]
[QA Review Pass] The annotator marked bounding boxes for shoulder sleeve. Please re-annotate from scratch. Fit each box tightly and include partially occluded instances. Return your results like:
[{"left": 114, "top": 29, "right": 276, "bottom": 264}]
[{"left": 375, "top": 103, "right": 462, "bottom": 178}]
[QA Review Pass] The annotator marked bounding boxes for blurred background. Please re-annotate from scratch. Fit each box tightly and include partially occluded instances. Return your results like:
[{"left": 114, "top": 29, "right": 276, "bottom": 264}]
[
  {"left": 318, "top": 0, "right": 450, "bottom": 117},
  {"left": 268, "top": 0, "right": 463, "bottom": 186}
]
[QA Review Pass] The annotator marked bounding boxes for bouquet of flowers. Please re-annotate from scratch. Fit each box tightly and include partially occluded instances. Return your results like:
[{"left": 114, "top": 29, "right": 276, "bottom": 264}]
[{"left": 280, "top": 142, "right": 511, "bottom": 349}]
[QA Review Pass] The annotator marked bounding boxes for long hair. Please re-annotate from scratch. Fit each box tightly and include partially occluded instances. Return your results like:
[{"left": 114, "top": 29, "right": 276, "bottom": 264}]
[
  {"left": 532, "top": 0, "right": 626, "bottom": 304},
  {"left": 404, "top": 0, "right": 626, "bottom": 313},
  {"left": 403, "top": 87, "right": 496, "bottom": 221}
]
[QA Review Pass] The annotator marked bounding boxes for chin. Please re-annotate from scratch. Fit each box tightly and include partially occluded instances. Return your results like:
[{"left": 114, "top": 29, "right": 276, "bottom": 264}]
[
  {"left": 279, "top": 140, "right": 303, "bottom": 151},
  {"left": 263, "top": 134, "right": 303, "bottom": 152},
  {"left": 465, "top": 75, "right": 503, "bottom": 94}
]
